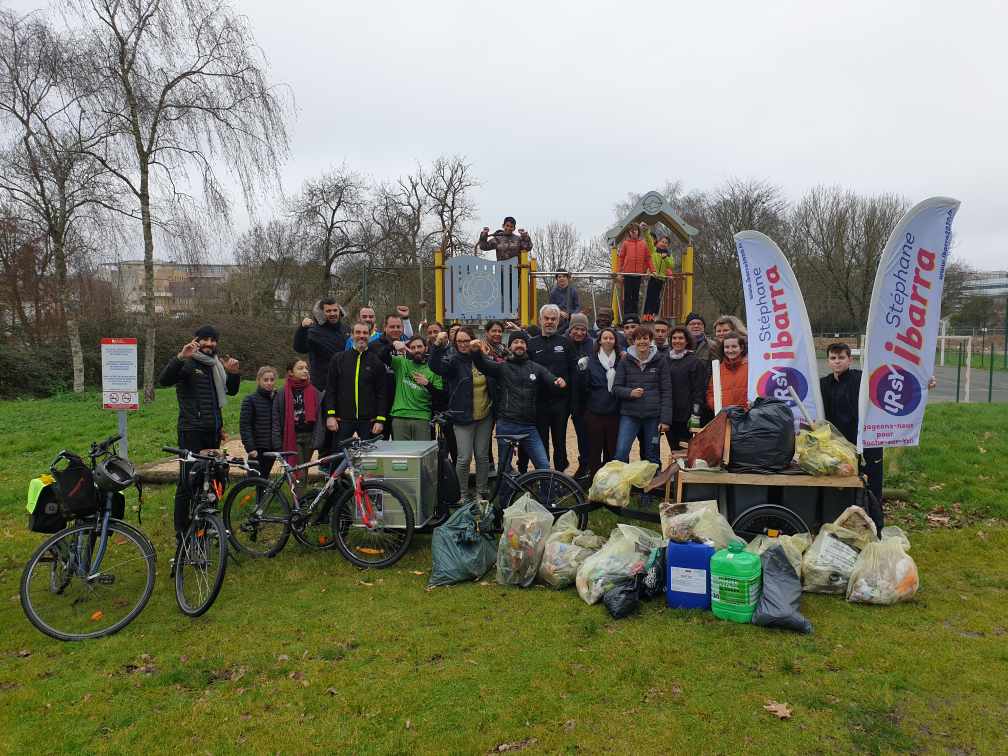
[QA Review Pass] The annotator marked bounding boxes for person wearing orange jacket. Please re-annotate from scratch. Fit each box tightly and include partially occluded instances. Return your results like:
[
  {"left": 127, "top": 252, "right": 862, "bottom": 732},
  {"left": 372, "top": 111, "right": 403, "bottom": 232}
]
[
  {"left": 617, "top": 222, "right": 654, "bottom": 318},
  {"left": 706, "top": 331, "right": 749, "bottom": 411}
]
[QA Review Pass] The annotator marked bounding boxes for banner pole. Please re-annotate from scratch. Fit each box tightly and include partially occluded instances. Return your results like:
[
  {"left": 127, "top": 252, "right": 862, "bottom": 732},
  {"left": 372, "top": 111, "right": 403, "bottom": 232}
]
[{"left": 955, "top": 342, "right": 962, "bottom": 403}]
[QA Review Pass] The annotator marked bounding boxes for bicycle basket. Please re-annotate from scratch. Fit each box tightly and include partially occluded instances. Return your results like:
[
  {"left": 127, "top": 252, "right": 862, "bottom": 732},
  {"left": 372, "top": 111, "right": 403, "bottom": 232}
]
[
  {"left": 55, "top": 453, "right": 99, "bottom": 518},
  {"left": 27, "top": 476, "right": 66, "bottom": 533}
]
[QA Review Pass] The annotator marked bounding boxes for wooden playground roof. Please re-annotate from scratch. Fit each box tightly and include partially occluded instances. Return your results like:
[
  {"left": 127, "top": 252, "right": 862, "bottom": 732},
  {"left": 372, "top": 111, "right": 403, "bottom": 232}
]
[{"left": 605, "top": 190, "right": 698, "bottom": 246}]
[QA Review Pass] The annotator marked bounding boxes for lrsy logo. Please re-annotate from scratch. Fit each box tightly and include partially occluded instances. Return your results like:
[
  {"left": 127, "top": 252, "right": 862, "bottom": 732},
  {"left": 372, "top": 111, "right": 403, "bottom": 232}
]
[
  {"left": 868, "top": 365, "right": 922, "bottom": 416},
  {"left": 756, "top": 367, "right": 808, "bottom": 403}
]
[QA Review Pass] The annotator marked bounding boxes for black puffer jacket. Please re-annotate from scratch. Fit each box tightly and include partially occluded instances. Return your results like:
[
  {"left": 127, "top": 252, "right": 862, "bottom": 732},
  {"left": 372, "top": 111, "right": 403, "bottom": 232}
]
[
  {"left": 240, "top": 388, "right": 277, "bottom": 453},
  {"left": 293, "top": 301, "right": 347, "bottom": 389},
  {"left": 471, "top": 349, "right": 557, "bottom": 425},
  {"left": 578, "top": 350, "right": 621, "bottom": 416},
  {"left": 568, "top": 336, "right": 594, "bottom": 414},
  {"left": 613, "top": 345, "right": 672, "bottom": 425},
  {"left": 159, "top": 355, "right": 241, "bottom": 433},
  {"left": 667, "top": 352, "right": 706, "bottom": 423}
]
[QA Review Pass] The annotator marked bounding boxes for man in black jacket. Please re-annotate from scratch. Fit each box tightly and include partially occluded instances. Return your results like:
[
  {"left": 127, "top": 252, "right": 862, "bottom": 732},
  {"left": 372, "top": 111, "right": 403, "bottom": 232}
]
[
  {"left": 293, "top": 297, "right": 346, "bottom": 389},
  {"left": 323, "top": 321, "right": 389, "bottom": 443},
  {"left": 470, "top": 332, "right": 565, "bottom": 472},
  {"left": 159, "top": 324, "right": 241, "bottom": 538},
  {"left": 525, "top": 304, "right": 577, "bottom": 473},
  {"left": 567, "top": 313, "right": 594, "bottom": 480}
]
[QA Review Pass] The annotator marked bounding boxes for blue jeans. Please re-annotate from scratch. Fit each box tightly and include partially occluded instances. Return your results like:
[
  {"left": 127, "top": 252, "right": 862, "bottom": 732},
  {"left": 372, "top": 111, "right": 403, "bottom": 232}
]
[
  {"left": 495, "top": 419, "right": 551, "bottom": 472},
  {"left": 614, "top": 415, "right": 661, "bottom": 465}
]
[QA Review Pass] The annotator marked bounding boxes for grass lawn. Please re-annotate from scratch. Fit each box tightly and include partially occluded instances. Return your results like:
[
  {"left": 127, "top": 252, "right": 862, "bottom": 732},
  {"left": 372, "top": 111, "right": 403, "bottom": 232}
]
[{"left": 0, "top": 390, "right": 1006, "bottom": 753}]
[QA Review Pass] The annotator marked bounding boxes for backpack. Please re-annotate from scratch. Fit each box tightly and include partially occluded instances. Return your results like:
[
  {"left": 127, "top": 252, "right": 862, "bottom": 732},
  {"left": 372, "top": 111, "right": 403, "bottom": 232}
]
[
  {"left": 27, "top": 476, "right": 66, "bottom": 533},
  {"left": 55, "top": 453, "right": 99, "bottom": 518}
]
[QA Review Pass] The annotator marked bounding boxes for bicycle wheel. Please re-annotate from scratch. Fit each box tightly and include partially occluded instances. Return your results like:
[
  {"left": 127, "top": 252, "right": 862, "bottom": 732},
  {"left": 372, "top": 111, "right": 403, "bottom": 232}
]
[
  {"left": 223, "top": 477, "right": 291, "bottom": 557},
  {"left": 21, "top": 521, "right": 156, "bottom": 641},
  {"left": 510, "top": 470, "right": 589, "bottom": 529},
  {"left": 731, "top": 505, "right": 810, "bottom": 542},
  {"left": 175, "top": 513, "right": 228, "bottom": 617},
  {"left": 290, "top": 483, "right": 346, "bottom": 550},
  {"left": 330, "top": 481, "right": 414, "bottom": 568}
]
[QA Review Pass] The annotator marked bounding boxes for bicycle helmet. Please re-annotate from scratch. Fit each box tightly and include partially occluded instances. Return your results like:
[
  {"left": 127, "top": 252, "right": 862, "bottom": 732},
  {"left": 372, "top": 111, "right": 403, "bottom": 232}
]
[{"left": 93, "top": 456, "right": 137, "bottom": 492}]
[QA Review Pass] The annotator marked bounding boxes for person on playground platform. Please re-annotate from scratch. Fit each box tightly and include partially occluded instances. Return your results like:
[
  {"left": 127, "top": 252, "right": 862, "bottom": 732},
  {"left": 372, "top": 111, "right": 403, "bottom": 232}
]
[
  {"left": 526, "top": 304, "right": 577, "bottom": 473},
  {"left": 159, "top": 325, "right": 241, "bottom": 540},
  {"left": 469, "top": 331, "right": 566, "bottom": 472},
  {"left": 388, "top": 335, "right": 444, "bottom": 441},
  {"left": 324, "top": 321, "right": 389, "bottom": 443},
  {"left": 549, "top": 270, "right": 581, "bottom": 321},
  {"left": 478, "top": 216, "right": 533, "bottom": 261},
  {"left": 617, "top": 222, "right": 654, "bottom": 317},
  {"left": 643, "top": 234, "right": 676, "bottom": 319},
  {"left": 293, "top": 297, "right": 346, "bottom": 390}
]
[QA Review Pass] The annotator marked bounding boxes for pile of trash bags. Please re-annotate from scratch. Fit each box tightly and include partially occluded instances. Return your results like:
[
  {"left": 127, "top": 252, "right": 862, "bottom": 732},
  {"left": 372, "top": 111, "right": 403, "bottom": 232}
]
[
  {"left": 795, "top": 422, "right": 858, "bottom": 476},
  {"left": 587, "top": 460, "right": 658, "bottom": 508},
  {"left": 575, "top": 524, "right": 664, "bottom": 605},
  {"left": 427, "top": 500, "right": 499, "bottom": 588},
  {"left": 538, "top": 511, "right": 606, "bottom": 589}
]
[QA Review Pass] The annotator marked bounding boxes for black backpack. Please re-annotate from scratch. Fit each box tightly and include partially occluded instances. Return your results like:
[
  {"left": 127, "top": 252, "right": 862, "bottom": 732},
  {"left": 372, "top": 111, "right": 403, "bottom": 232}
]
[
  {"left": 28, "top": 480, "right": 66, "bottom": 533},
  {"left": 55, "top": 453, "right": 99, "bottom": 518}
]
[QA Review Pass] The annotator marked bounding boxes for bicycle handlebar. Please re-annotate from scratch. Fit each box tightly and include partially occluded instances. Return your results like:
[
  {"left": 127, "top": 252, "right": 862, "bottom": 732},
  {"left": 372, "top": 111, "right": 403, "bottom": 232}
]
[
  {"left": 49, "top": 434, "right": 122, "bottom": 470},
  {"left": 162, "top": 446, "right": 250, "bottom": 469}
]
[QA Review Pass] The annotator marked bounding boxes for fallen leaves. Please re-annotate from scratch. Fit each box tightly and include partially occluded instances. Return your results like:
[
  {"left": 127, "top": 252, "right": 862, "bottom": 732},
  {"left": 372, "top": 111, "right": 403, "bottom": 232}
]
[
  {"left": 16, "top": 649, "right": 31, "bottom": 658},
  {"left": 764, "top": 700, "right": 793, "bottom": 720},
  {"left": 489, "top": 738, "right": 537, "bottom": 753},
  {"left": 926, "top": 513, "right": 951, "bottom": 527}
]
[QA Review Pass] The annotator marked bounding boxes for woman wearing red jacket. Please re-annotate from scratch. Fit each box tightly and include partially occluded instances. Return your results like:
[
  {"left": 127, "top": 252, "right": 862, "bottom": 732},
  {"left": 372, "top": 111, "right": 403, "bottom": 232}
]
[
  {"left": 706, "top": 332, "right": 749, "bottom": 411},
  {"left": 617, "top": 222, "right": 654, "bottom": 318}
]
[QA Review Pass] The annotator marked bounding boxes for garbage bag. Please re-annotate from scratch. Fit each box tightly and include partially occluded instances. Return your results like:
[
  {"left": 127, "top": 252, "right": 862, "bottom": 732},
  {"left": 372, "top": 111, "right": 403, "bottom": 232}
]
[
  {"left": 752, "top": 545, "right": 813, "bottom": 634},
  {"left": 725, "top": 398, "right": 796, "bottom": 474},
  {"left": 801, "top": 524, "right": 870, "bottom": 594},
  {"left": 795, "top": 422, "right": 858, "bottom": 476},
  {"left": 660, "top": 500, "right": 741, "bottom": 550},
  {"left": 496, "top": 494, "right": 554, "bottom": 587},
  {"left": 576, "top": 524, "right": 664, "bottom": 604},
  {"left": 832, "top": 505, "right": 878, "bottom": 547},
  {"left": 847, "top": 535, "right": 919, "bottom": 605},
  {"left": 538, "top": 511, "right": 605, "bottom": 589},
  {"left": 428, "top": 501, "right": 498, "bottom": 587},
  {"left": 588, "top": 460, "right": 659, "bottom": 508},
  {"left": 880, "top": 525, "right": 911, "bottom": 551},
  {"left": 746, "top": 532, "right": 812, "bottom": 578},
  {"left": 637, "top": 546, "right": 666, "bottom": 601},
  {"left": 603, "top": 579, "right": 641, "bottom": 619}
]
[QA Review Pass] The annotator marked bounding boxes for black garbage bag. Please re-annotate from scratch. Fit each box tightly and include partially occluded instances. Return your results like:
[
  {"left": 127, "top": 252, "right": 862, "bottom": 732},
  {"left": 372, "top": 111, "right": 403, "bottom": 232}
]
[
  {"left": 637, "top": 546, "right": 666, "bottom": 601},
  {"left": 726, "top": 398, "right": 796, "bottom": 473},
  {"left": 428, "top": 502, "right": 498, "bottom": 587},
  {"left": 603, "top": 579, "right": 641, "bottom": 619},
  {"left": 752, "top": 545, "right": 813, "bottom": 634}
]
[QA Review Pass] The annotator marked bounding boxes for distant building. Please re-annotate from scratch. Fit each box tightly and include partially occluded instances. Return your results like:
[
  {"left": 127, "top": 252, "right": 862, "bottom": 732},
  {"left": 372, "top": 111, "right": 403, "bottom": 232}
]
[
  {"left": 962, "top": 270, "right": 1008, "bottom": 298},
  {"left": 97, "top": 260, "right": 237, "bottom": 315}
]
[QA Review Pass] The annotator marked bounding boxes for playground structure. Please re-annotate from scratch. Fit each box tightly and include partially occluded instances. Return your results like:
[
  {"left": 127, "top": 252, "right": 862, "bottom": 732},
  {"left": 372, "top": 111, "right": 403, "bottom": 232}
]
[{"left": 433, "top": 191, "right": 698, "bottom": 327}]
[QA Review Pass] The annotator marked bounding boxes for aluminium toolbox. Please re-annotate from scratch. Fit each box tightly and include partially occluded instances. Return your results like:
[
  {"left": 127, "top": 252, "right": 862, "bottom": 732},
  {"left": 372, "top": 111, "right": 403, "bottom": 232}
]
[{"left": 357, "top": 440, "right": 438, "bottom": 528}]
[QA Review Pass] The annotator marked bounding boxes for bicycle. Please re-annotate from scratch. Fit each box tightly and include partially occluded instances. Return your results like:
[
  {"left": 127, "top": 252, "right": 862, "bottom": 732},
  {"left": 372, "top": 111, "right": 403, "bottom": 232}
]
[
  {"left": 164, "top": 445, "right": 250, "bottom": 617},
  {"left": 20, "top": 435, "right": 156, "bottom": 641},
  {"left": 222, "top": 448, "right": 351, "bottom": 558}
]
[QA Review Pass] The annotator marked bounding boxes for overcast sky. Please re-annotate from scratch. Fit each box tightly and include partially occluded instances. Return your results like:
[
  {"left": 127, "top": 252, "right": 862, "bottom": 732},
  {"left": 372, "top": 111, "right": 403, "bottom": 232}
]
[{"left": 10, "top": 0, "right": 1008, "bottom": 269}]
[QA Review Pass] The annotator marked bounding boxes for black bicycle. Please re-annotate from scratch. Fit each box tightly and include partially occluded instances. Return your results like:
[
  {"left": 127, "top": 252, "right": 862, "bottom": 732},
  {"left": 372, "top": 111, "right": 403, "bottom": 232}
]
[
  {"left": 164, "top": 446, "right": 249, "bottom": 617},
  {"left": 20, "top": 435, "right": 155, "bottom": 641}
]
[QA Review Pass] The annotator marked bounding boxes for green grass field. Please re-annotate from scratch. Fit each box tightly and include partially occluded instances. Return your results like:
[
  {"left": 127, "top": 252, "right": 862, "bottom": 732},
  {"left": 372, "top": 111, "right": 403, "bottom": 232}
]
[{"left": 0, "top": 390, "right": 1006, "bottom": 753}]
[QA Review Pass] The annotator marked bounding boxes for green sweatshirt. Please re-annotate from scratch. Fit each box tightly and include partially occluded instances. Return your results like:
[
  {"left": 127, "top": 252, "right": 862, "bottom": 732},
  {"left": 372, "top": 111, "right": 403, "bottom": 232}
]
[{"left": 390, "top": 356, "right": 443, "bottom": 420}]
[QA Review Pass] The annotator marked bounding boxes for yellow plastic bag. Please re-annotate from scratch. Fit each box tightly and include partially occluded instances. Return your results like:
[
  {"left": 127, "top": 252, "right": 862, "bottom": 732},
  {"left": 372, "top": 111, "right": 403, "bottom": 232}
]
[
  {"left": 659, "top": 500, "right": 740, "bottom": 550},
  {"left": 587, "top": 460, "right": 658, "bottom": 508},
  {"left": 795, "top": 421, "right": 858, "bottom": 476},
  {"left": 746, "top": 531, "right": 812, "bottom": 577}
]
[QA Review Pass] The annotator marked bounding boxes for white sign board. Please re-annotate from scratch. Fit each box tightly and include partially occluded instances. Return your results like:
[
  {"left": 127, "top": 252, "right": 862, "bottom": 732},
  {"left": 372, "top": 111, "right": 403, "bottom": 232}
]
[{"left": 101, "top": 337, "right": 139, "bottom": 410}]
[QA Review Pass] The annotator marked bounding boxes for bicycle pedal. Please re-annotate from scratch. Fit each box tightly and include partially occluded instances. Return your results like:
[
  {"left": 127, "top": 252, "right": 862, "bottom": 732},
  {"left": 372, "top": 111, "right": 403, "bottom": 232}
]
[{"left": 96, "top": 574, "right": 115, "bottom": 586}]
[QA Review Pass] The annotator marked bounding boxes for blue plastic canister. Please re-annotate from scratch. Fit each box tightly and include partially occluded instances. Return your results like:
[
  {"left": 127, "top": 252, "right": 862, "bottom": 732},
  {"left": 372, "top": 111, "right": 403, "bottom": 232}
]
[{"left": 666, "top": 541, "right": 716, "bottom": 610}]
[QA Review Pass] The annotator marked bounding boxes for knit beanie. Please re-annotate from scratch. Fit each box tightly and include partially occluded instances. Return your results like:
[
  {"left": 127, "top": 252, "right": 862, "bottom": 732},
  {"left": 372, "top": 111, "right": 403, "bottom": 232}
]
[
  {"left": 194, "top": 324, "right": 220, "bottom": 340},
  {"left": 685, "top": 312, "right": 705, "bottom": 327},
  {"left": 569, "top": 313, "right": 589, "bottom": 330}
]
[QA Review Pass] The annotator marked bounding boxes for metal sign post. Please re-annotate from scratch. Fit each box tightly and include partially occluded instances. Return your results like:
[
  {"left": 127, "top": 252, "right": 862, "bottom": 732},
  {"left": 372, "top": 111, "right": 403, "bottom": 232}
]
[{"left": 101, "top": 337, "right": 139, "bottom": 458}]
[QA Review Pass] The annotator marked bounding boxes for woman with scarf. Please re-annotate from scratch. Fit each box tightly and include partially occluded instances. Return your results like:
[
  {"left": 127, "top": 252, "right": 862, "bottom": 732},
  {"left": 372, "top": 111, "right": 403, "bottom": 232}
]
[
  {"left": 272, "top": 358, "right": 321, "bottom": 478},
  {"left": 666, "top": 326, "right": 706, "bottom": 454},
  {"left": 578, "top": 327, "right": 623, "bottom": 480}
]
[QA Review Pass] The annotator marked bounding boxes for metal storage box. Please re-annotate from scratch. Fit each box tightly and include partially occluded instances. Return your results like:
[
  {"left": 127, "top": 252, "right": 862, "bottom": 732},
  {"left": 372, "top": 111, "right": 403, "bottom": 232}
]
[{"left": 357, "top": 440, "right": 438, "bottom": 527}]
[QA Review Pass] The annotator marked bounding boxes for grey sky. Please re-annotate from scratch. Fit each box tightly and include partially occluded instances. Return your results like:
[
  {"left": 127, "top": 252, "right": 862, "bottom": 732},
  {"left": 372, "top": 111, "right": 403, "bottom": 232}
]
[{"left": 10, "top": 0, "right": 1008, "bottom": 269}]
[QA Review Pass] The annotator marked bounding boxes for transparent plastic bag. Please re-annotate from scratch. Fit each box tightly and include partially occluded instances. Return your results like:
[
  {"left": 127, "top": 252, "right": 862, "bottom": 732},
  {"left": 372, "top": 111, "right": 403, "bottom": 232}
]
[
  {"left": 496, "top": 494, "right": 554, "bottom": 587},
  {"left": 588, "top": 460, "right": 659, "bottom": 508},
  {"left": 832, "top": 505, "right": 879, "bottom": 549},
  {"left": 847, "top": 535, "right": 919, "bottom": 605},
  {"left": 575, "top": 524, "right": 663, "bottom": 604},
  {"left": 801, "top": 523, "right": 869, "bottom": 594},
  {"left": 660, "top": 500, "right": 740, "bottom": 550},
  {"left": 538, "top": 511, "right": 605, "bottom": 589},
  {"left": 795, "top": 421, "right": 858, "bottom": 476},
  {"left": 746, "top": 531, "right": 812, "bottom": 578}
]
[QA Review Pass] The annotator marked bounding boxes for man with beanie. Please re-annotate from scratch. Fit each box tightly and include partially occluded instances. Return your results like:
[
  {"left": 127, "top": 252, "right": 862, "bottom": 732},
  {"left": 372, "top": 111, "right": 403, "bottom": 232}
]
[
  {"left": 526, "top": 304, "right": 577, "bottom": 473},
  {"left": 686, "top": 313, "right": 711, "bottom": 363},
  {"left": 567, "top": 312, "right": 594, "bottom": 480},
  {"left": 160, "top": 325, "right": 242, "bottom": 540},
  {"left": 293, "top": 296, "right": 346, "bottom": 389}
]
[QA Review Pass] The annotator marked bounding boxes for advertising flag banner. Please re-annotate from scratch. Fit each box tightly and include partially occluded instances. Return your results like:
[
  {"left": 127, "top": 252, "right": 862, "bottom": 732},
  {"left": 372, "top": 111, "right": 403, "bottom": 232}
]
[
  {"left": 858, "top": 197, "right": 960, "bottom": 449},
  {"left": 735, "top": 230, "right": 823, "bottom": 426}
]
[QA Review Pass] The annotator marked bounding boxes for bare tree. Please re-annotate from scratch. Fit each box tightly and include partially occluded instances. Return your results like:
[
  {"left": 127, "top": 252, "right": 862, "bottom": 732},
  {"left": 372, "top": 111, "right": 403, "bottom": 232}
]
[
  {"left": 791, "top": 187, "right": 907, "bottom": 327},
  {"left": 531, "top": 221, "right": 581, "bottom": 273},
  {"left": 0, "top": 10, "right": 118, "bottom": 391},
  {"left": 68, "top": 0, "right": 291, "bottom": 400},
  {"left": 421, "top": 155, "right": 477, "bottom": 257}
]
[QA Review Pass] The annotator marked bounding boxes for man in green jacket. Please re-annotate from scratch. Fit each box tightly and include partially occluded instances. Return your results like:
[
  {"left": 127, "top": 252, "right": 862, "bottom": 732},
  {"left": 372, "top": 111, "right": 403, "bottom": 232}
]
[{"left": 388, "top": 335, "right": 445, "bottom": 440}]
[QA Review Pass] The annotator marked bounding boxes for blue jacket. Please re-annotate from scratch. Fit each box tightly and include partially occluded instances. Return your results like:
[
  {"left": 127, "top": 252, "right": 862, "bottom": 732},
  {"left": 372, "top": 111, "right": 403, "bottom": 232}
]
[{"left": 548, "top": 285, "right": 581, "bottom": 314}]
